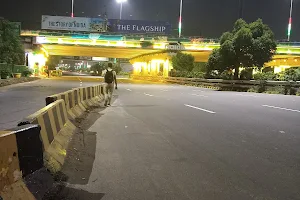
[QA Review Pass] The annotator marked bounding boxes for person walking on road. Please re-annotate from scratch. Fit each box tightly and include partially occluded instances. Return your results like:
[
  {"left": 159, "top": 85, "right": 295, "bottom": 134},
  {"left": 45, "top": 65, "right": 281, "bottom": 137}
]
[{"left": 103, "top": 63, "right": 118, "bottom": 106}]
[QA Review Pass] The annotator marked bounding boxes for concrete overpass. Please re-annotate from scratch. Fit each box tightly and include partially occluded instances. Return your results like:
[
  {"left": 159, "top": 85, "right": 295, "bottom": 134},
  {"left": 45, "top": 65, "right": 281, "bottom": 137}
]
[{"left": 21, "top": 30, "right": 300, "bottom": 76}]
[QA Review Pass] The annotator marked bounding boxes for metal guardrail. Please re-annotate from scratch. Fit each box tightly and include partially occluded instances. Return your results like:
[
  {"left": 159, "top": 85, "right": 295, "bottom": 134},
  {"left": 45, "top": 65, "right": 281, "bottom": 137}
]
[
  {"left": 132, "top": 75, "right": 300, "bottom": 90},
  {"left": 165, "top": 77, "right": 300, "bottom": 88}
]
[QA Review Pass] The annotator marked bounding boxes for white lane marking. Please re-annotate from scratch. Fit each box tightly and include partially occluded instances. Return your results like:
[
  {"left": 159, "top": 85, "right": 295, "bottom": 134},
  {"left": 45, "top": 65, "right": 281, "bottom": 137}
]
[
  {"left": 279, "top": 131, "right": 286, "bottom": 134},
  {"left": 184, "top": 104, "right": 216, "bottom": 114},
  {"left": 144, "top": 93, "right": 154, "bottom": 97},
  {"left": 238, "top": 94, "right": 257, "bottom": 97},
  {"left": 262, "top": 105, "right": 300, "bottom": 113},
  {"left": 191, "top": 94, "right": 208, "bottom": 98},
  {"left": 193, "top": 90, "right": 204, "bottom": 92},
  {"left": 126, "top": 89, "right": 132, "bottom": 91},
  {"left": 161, "top": 89, "right": 169, "bottom": 92}
]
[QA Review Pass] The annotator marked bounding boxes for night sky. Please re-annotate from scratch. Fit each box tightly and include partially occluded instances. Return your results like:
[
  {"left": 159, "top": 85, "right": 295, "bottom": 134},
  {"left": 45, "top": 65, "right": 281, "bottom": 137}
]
[{"left": 1, "top": 0, "right": 299, "bottom": 40}]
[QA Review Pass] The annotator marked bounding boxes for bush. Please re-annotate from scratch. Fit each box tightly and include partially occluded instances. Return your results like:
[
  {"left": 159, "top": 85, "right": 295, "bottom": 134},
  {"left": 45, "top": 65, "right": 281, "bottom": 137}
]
[
  {"left": 240, "top": 68, "right": 253, "bottom": 80},
  {"left": 170, "top": 70, "right": 204, "bottom": 78},
  {"left": 0, "top": 69, "right": 11, "bottom": 79},
  {"left": 140, "top": 41, "right": 153, "bottom": 48},
  {"left": 253, "top": 71, "right": 277, "bottom": 81},
  {"left": 290, "top": 87, "right": 297, "bottom": 95},
  {"left": 172, "top": 52, "right": 195, "bottom": 72},
  {"left": 112, "top": 64, "right": 122, "bottom": 74},
  {"left": 280, "top": 68, "right": 300, "bottom": 81},
  {"left": 91, "top": 63, "right": 105, "bottom": 75},
  {"left": 193, "top": 62, "right": 207, "bottom": 73},
  {"left": 220, "top": 71, "right": 233, "bottom": 80},
  {"left": 247, "top": 87, "right": 258, "bottom": 93},
  {"left": 248, "top": 80, "right": 267, "bottom": 93},
  {"left": 22, "top": 68, "right": 33, "bottom": 77},
  {"left": 12, "top": 65, "right": 27, "bottom": 74},
  {"left": 297, "top": 89, "right": 300, "bottom": 96},
  {"left": 264, "top": 86, "right": 286, "bottom": 95},
  {"left": 0, "top": 64, "right": 12, "bottom": 79}
]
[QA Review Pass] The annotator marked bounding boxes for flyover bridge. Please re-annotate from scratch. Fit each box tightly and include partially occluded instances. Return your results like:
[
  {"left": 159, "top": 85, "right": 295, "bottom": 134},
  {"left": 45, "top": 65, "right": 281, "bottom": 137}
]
[{"left": 21, "top": 30, "right": 300, "bottom": 76}]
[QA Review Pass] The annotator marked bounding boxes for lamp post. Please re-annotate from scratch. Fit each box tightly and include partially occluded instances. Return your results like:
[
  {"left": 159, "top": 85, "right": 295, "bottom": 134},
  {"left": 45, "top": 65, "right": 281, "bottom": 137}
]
[
  {"left": 238, "top": 0, "right": 244, "bottom": 18},
  {"left": 287, "top": 0, "right": 293, "bottom": 41},
  {"left": 117, "top": 0, "right": 127, "bottom": 20},
  {"left": 71, "top": 0, "right": 74, "bottom": 17},
  {"left": 179, "top": 0, "right": 183, "bottom": 38}
]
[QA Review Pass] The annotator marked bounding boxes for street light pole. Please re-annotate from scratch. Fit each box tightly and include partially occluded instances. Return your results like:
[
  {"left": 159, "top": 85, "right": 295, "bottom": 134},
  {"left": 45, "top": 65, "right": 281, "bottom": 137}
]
[
  {"left": 120, "top": 2, "right": 123, "bottom": 19},
  {"left": 238, "top": 0, "right": 244, "bottom": 18},
  {"left": 71, "top": 0, "right": 74, "bottom": 17},
  {"left": 117, "top": 0, "right": 127, "bottom": 20},
  {"left": 287, "top": 0, "right": 293, "bottom": 41},
  {"left": 179, "top": 0, "right": 183, "bottom": 38}
]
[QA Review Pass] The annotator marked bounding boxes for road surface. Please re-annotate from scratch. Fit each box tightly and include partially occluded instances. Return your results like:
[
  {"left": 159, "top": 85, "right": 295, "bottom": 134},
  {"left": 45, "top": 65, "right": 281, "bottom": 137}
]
[
  {"left": 62, "top": 84, "right": 300, "bottom": 200},
  {"left": 0, "top": 79, "right": 98, "bottom": 130}
]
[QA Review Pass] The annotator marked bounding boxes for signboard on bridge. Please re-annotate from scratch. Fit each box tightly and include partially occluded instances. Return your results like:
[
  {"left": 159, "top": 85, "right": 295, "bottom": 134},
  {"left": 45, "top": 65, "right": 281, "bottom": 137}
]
[
  {"left": 107, "top": 19, "right": 171, "bottom": 35},
  {"left": 166, "top": 42, "right": 185, "bottom": 51},
  {"left": 41, "top": 15, "right": 107, "bottom": 32}
]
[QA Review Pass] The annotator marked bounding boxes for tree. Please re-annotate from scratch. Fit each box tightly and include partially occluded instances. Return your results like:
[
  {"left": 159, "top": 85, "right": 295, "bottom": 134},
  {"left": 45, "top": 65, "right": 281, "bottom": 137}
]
[
  {"left": 171, "top": 52, "right": 195, "bottom": 72},
  {"left": 91, "top": 63, "right": 106, "bottom": 75},
  {"left": 0, "top": 19, "right": 24, "bottom": 65},
  {"left": 207, "top": 19, "right": 277, "bottom": 80},
  {"left": 46, "top": 56, "right": 61, "bottom": 70}
]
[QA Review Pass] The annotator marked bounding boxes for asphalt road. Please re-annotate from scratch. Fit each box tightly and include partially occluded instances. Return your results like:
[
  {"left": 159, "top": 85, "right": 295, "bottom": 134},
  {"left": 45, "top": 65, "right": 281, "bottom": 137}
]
[
  {"left": 67, "top": 83, "right": 300, "bottom": 200},
  {"left": 0, "top": 79, "right": 99, "bottom": 130}
]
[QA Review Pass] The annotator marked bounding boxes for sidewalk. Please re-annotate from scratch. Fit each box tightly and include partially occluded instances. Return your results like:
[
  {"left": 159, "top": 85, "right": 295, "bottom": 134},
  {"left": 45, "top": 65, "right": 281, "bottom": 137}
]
[{"left": 0, "top": 77, "right": 40, "bottom": 87}]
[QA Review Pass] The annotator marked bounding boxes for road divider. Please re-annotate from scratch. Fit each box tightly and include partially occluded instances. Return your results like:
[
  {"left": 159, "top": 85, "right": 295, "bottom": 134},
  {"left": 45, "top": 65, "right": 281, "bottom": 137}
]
[
  {"left": 46, "top": 84, "right": 105, "bottom": 120},
  {"left": 0, "top": 125, "right": 42, "bottom": 200},
  {"left": 1, "top": 84, "right": 106, "bottom": 198},
  {"left": 18, "top": 99, "right": 76, "bottom": 173}
]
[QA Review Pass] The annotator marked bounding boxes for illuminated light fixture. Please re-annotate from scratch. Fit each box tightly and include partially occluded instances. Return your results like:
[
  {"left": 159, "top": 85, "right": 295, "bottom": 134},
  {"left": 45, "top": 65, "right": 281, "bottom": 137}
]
[
  {"left": 91, "top": 39, "right": 97, "bottom": 45},
  {"left": 273, "top": 60, "right": 276, "bottom": 62},
  {"left": 287, "top": 0, "right": 293, "bottom": 41},
  {"left": 179, "top": 0, "right": 183, "bottom": 38},
  {"left": 116, "top": 0, "right": 127, "bottom": 20},
  {"left": 116, "top": 41, "right": 125, "bottom": 46},
  {"left": 284, "top": 59, "right": 287, "bottom": 62},
  {"left": 295, "top": 59, "right": 298, "bottom": 62},
  {"left": 41, "top": 47, "right": 49, "bottom": 57}
]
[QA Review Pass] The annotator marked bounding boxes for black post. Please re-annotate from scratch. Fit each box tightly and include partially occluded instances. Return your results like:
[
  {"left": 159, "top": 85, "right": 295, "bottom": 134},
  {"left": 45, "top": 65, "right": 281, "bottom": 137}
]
[{"left": 238, "top": 0, "right": 244, "bottom": 19}]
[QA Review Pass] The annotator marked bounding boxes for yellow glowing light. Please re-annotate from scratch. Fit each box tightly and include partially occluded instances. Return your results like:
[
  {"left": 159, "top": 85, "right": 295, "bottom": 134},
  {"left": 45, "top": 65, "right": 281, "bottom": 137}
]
[
  {"left": 91, "top": 39, "right": 97, "bottom": 45},
  {"left": 41, "top": 47, "right": 49, "bottom": 57},
  {"left": 295, "top": 59, "right": 298, "bottom": 62},
  {"left": 116, "top": 41, "right": 125, "bottom": 46}
]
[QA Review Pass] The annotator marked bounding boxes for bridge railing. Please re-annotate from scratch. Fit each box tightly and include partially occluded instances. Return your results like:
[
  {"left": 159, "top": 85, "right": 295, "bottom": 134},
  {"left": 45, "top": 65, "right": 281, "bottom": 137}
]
[{"left": 131, "top": 75, "right": 300, "bottom": 91}]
